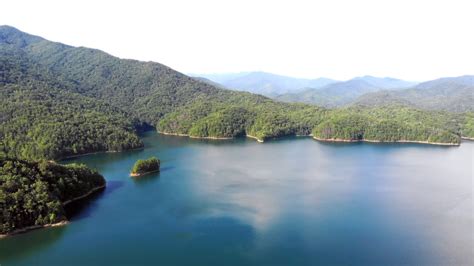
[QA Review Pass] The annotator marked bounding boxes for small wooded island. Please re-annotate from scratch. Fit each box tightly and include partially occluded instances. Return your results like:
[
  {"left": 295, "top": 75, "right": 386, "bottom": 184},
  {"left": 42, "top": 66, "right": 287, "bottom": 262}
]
[{"left": 130, "top": 157, "right": 160, "bottom": 177}]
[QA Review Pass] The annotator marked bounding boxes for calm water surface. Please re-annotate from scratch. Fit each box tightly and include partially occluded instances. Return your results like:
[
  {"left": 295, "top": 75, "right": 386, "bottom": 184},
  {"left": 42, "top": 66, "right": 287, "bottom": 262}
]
[{"left": 1, "top": 133, "right": 472, "bottom": 265}]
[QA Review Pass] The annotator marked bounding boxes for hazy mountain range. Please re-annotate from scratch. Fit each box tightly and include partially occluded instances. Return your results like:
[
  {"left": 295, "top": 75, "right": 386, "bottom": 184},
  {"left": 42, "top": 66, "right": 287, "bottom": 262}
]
[
  {"left": 275, "top": 76, "right": 418, "bottom": 107},
  {"left": 352, "top": 75, "right": 474, "bottom": 112},
  {"left": 194, "top": 72, "right": 419, "bottom": 106},
  {"left": 196, "top": 72, "right": 472, "bottom": 112},
  {"left": 192, "top": 72, "right": 337, "bottom": 96}
]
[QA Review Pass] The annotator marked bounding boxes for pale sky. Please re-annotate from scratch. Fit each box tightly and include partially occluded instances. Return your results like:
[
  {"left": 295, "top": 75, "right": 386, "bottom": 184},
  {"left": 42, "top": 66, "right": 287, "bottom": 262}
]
[{"left": 1, "top": 0, "right": 473, "bottom": 81}]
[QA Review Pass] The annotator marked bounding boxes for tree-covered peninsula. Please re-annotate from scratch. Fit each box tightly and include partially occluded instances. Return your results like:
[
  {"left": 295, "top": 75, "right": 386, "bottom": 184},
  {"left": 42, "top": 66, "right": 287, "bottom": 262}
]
[
  {"left": 311, "top": 106, "right": 461, "bottom": 145},
  {"left": 131, "top": 157, "right": 160, "bottom": 177},
  {"left": 0, "top": 158, "right": 106, "bottom": 236}
]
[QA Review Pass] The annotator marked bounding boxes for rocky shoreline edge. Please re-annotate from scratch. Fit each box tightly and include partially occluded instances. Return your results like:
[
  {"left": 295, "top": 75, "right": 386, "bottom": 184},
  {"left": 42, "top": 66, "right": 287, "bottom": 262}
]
[
  {"left": 312, "top": 136, "right": 460, "bottom": 146},
  {"left": 130, "top": 170, "right": 160, "bottom": 177},
  {"left": 158, "top": 131, "right": 461, "bottom": 146}
]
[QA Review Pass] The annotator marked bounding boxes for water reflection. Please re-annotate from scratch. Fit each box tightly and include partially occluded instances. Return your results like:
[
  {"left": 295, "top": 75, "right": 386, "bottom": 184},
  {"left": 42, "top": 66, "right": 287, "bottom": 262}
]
[
  {"left": 65, "top": 186, "right": 106, "bottom": 221},
  {"left": 0, "top": 226, "right": 66, "bottom": 262},
  {"left": 132, "top": 172, "right": 161, "bottom": 186},
  {"left": 180, "top": 137, "right": 472, "bottom": 264}
]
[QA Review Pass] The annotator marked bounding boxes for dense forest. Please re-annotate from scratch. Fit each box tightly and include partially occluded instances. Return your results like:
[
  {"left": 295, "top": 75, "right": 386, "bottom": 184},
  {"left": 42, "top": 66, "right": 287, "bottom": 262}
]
[
  {"left": 0, "top": 84, "right": 143, "bottom": 160},
  {"left": 0, "top": 158, "right": 105, "bottom": 235},
  {"left": 159, "top": 102, "right": 464, "bottom": 143},
  {"left": 0, "top": 43, "right": 143, "bottom": 160},
  {"left": 312, "top": 106, "right": 460, "bottom": 143},
  {"left": 461, "top": 112, "right": 474, "bottom": 138},
  {"left": 131, "top": 157, "right": 160, "bottom": 176}
]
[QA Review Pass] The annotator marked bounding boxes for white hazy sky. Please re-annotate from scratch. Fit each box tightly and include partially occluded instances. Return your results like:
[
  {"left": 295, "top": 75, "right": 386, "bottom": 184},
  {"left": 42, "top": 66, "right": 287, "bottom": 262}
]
[{"left": 1, "top": 0, "right": 473, "bottom": 81}]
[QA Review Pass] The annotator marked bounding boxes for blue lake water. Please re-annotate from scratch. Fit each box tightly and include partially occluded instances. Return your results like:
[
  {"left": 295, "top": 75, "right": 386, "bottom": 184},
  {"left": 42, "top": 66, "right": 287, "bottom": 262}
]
[{"left": 1, "top": 133, "right": 472, "bottom": 265}]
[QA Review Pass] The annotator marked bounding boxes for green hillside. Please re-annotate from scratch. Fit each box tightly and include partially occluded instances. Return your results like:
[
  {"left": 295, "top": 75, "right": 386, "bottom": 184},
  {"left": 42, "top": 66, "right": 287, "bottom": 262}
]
[
  {"left": 312, "top": 106, "right": 461, "bottom": 144},
  {"left": 0, "top": 46, "right": 143, "bottom": 160},
  {"left": 0, "top": 25, "right": 470, "bottom": 164}
]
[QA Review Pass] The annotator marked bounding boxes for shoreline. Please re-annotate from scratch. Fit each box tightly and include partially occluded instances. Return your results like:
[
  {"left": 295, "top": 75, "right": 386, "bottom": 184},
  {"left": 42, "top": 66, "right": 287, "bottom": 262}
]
[
  {"left": 245, "top": 134, "right": 264, "bottom": 143},
  {"left": 296, "top": 134, "right": 313, "bottom": 137},
  {"left": 461, "top": 136, "right": 474, "bottom": 141},
  {"left": 158, "top": 131, "right": 459, "bottom": 146},
  {"left": 0, "top": 221, "right": 69, "bottom": 239},
  {"left": 0, "top": 184, "right": 106, "bottom": 239},
  {"left": 130, "top": 169, "right": 160, "bottom": 177},
  {"left": 62, "top": 184, "right": 106, "bottom": 205},
  {"left": 159, "top": 131, "right": 234, "bottom": 140},
  {"left": 157, "top": 131, "right": 190, "bottom": 137},
  {"left": 189, "top": 135, "right": 233, "bottom": 140},
  {"left": 159, "top": 131, "right": 263, "bottom": 142},
  {"left": 312, "top": 136, "right": 460, "bottom": 146},
  {"left": 60, "top": 147, "right": 144, "bottom": 161}
]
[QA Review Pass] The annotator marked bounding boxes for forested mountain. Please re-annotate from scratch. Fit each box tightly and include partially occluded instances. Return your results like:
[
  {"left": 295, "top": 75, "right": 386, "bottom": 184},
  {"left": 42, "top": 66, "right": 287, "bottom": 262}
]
[
  {"left": 194, "top": 71, "right": 337, "bottom": 97},
  {"left": 0, "top": 40, "right": 143, "bottom": 160},
  {"left": 275, "top": 76, "right": 416, "bottom": 107},
  {"left": 0, "top": 25, "right": 471, "bottom": 165},
  {"left": 0, "top": 25, "right": 242, "bottom": 159},
  {"left": 352, "top": 76, "right": 474, "bottom": 112}
]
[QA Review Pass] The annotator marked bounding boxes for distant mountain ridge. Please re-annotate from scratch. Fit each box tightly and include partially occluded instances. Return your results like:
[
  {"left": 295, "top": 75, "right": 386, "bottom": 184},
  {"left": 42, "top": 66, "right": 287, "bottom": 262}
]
[
  {"left": 352, "top": 75, "right": 417, "bottom": 89},
  {"left": 275, "top": 76, "right": 417, "bottom": 107},
  {"left": 193, "top": 71, "right": 337, "bottom": 96},
  {"left": 352, "top": 75, "right": 474, "bottom": 112}
]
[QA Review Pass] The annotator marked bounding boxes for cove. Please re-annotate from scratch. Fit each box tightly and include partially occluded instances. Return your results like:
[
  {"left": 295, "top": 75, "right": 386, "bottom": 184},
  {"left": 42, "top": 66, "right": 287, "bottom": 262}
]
[{"left": 0, "top": 132, "right": 472, "bottom": 265}]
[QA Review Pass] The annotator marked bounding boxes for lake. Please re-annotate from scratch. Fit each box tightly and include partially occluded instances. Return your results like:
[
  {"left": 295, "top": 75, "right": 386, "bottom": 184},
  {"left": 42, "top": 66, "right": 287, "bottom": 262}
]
[{"left": 1, "top": 132, "right": 472, "bottom": 265}]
